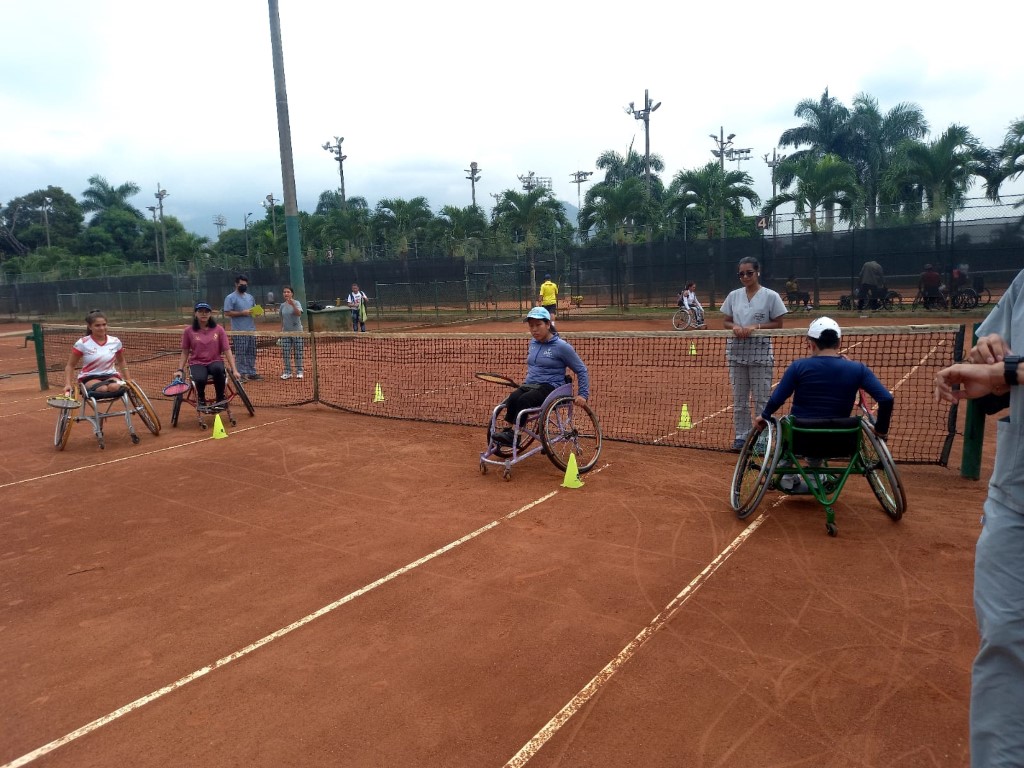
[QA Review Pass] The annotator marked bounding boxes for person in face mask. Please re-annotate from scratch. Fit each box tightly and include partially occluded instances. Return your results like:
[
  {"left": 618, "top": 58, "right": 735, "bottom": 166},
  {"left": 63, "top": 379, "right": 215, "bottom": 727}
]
[{"left": 223, "top": 273, "right": 261, "bottom": 381}]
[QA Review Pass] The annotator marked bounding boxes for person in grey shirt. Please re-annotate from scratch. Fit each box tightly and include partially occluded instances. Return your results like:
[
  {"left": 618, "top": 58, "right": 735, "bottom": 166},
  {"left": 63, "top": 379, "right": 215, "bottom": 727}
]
[
  {"left": 857, "top": 260, "right": 885, "bottom": 310},
  {"left": 720, "top": 257, "right": 788, "bottom": 451},
  {"left": 279, "top": 285, "right": 304, "bottom": 380},
  {"left": 935, "top": 267, "right": 1024, "bottom": 768}
]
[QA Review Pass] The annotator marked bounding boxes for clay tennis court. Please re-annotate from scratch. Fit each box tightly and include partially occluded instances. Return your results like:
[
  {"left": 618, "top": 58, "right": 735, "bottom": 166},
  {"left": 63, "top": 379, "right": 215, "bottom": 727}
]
[{"left": 0, "top": 317, "right": 989, "bottom": 767}]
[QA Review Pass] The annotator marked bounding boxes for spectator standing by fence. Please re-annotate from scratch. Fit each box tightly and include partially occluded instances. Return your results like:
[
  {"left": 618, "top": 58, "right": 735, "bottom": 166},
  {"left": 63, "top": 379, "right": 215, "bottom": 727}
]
[
  {"left": 919, "top": 263, "right": 943, "bottom": 309},
  {"left": 279, "top": 285, "right": 303, "bottom": 380},
  {"left": 224, "top": 274, "right": 260, "bottom": 381},
  {"left": 858, "top": 260, "right": 885, "bottom": 311},
  {"left": 347, "top": 283, "right": 368, "bottom": 332},
  {"left": 539, "top": 274, "right": 558, "bottom": 319}
]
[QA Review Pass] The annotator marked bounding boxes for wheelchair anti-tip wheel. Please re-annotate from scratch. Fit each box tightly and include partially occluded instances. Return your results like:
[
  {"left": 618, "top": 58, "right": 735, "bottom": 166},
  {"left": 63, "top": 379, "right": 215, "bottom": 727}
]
[
  {"left": 539, "top": 396, "right": 602, "bottom": 473},
  {"left": 859, "top": 423, "right": 906, "bottom": 520},
  {"left": 730, "top": 419, "right": 781, "bottom": 519}
]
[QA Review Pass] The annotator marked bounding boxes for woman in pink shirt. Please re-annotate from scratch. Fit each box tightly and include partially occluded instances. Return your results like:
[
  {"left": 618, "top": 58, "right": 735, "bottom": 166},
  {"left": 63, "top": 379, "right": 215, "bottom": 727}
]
[{"left": 175, "top": 302, "right": 240, "bottom": 406}]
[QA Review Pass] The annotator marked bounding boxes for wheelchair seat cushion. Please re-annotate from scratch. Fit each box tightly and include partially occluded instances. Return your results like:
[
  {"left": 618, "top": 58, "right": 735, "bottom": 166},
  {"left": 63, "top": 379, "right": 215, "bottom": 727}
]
[{"left": 790, "top": 417, "right": 861, "bottom": 458}]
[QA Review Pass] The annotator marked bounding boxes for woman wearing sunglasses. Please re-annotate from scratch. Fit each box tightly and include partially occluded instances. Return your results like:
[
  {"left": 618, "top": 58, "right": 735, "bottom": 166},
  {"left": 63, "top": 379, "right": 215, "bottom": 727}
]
[{"left": 720, "top": 257, "right": 788, "bottom": 451}]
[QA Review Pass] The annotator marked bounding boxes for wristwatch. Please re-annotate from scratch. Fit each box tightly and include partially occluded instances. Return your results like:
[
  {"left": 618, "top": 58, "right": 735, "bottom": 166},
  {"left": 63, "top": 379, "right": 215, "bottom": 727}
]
[{"left": 1005, "top": 355, "right": 1021, "bottom": 387}]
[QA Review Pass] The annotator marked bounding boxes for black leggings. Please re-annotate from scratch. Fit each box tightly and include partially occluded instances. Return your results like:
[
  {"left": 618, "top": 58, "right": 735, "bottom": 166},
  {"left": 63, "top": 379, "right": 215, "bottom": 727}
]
[
  {"left": 503, "top": 383, "right": 555, "bottom": 427},
  {"left": 190, "top": 362, "right": 226, "bottom": 403}
]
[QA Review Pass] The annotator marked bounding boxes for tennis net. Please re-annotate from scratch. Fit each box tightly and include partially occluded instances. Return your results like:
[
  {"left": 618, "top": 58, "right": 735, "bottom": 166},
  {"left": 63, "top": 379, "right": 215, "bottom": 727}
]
[{"left": 35, "top": 323, "right": 964, "bottom": 464}]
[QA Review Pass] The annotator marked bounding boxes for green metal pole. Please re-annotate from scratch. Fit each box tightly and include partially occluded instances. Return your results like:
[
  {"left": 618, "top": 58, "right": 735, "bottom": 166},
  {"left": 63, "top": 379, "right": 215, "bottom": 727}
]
[
  {"left": 30, "top": 323, "right": 49, "bottom": 390},
  {"left": 960, "top": 322, "right": 984, "bottom": 480}
]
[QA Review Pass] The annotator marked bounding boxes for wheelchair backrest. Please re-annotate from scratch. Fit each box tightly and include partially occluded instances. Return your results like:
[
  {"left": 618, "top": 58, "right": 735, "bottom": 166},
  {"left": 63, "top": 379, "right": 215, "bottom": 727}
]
[{"left": 788, "top": 416, "right": 862, "bottom": 459}]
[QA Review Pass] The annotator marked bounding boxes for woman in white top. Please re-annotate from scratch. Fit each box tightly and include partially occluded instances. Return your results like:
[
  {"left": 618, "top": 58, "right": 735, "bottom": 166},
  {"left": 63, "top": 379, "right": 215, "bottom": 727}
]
[
  {"left": 63, "top": 309, "right": 132, "bottom": 398},
  {"left": 720, "top": 257, "right": 788, "bottom": 451}
]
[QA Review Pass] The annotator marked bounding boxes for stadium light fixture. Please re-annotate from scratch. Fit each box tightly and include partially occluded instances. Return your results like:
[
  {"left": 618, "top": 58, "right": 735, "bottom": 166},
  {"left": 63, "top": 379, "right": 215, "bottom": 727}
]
[{"left": 322, "top": 136, "right": 347, "bottom": 209}]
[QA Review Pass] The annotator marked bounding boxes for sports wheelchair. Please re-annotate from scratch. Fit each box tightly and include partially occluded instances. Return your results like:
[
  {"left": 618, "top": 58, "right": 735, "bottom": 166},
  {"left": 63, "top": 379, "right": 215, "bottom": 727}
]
[
  {"left": 730, "top": 415, "right": 906, "bottom": 536},
  {"left": 53, "top": 378, "right": 161, "bottom": 450},
  {"left": 168, "top": 367, "right": 255, "bottom": 430},
  {"left": 478, "top": 373, "right": 602, "bottom": 481},
  {"left": 672, "top": 306, "right": 706, "bottom": 330}
]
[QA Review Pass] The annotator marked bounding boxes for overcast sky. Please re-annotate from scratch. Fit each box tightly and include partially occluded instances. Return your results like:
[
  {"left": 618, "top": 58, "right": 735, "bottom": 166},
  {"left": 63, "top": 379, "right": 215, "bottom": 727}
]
[{"left": 4, "top": 0, "right": 1022, "bottom": 239}]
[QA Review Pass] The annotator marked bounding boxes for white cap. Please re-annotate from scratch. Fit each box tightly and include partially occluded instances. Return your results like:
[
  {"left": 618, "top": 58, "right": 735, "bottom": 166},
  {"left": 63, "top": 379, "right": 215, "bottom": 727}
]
[{"left": 807, "top": 317, "right": 841, "bottom": 339}]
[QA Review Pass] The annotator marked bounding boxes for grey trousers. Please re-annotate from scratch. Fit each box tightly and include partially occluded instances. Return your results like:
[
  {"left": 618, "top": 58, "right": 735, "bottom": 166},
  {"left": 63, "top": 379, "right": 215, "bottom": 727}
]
[{"left": 729, "top": 361, "right": 772, "bottom": 441}]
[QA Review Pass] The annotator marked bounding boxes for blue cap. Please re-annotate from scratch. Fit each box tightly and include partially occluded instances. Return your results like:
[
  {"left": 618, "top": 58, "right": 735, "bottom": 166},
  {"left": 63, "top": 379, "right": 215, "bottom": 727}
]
[
  {"left": 544, "top": 274, "right": 551, "bottom": 280},
  {"left": 525, "top": 306, "right": 551, "bottom": 322},
  {"left": 194, "top": 302, "right": 213, "bottom": 311}
]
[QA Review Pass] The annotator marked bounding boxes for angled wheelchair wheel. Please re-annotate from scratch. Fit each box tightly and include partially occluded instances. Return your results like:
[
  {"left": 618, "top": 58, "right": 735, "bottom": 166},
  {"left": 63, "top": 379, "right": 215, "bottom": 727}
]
[
  {"left": 54, "top": 407, "right": 73, "bottom": 450},
  {"left": 672, "top": 309, "right": 693, "bottom": 330},
  {"left": 229, "top": 372, "right": 256, "bottom": 416},
  {"left": 837, "top": 295, "right": 852, "bottom": 311},
  {"left": 882, "top": 290, "right": 902, "bottom": 311},
  {"left": 860, "top": 424, "right": 906, "bottom": 521},
  {"left": 126, "top": 381, "right": 161, "bottom": 435},
  {"left": 539, "top": 396, "right": 602, "bottom": 473},
  {"left": 730, "top": 419, "right": 781, "bottom": 520},
  {"left": 170, "top": 391, "right": 185, "bottom": 427}
]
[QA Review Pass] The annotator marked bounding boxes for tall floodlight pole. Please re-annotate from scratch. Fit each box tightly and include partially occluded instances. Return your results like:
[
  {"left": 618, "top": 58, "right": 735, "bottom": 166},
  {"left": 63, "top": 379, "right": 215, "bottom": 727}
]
[
  {"left": 708, "top": 128, "right": 736, "bottom": 309},
  {"left": 42, "top": 197, "right": 52, "bottom": 248},
  {"left": 264, "top": 194, "right": 279, "bottom": 241},
  {"left": 155, "top": 184, "right": 169, "bottom": 267},
  {"left": 626, "top": 89, "right": 661, "bottom": 197},
  {"left": 322, "top": 136, "right": 347, "bottom": 209},
  {"left": 244, "top": 211, "right": 253, "bottom": 258},
  {"left": 569, "top": 170, "right": 593, "bottom": 241},
  {"left": 146, "top": 206, "right": 160, "bottom": 262},
  {"left": 267, "top": 0, "right": 306, "bottom": 304},
  {"left": 465, "top": 161, "right": 482, "bottom": 208},
  {"left": 763, "top": 149, "right": 786, "bottom": 239}
]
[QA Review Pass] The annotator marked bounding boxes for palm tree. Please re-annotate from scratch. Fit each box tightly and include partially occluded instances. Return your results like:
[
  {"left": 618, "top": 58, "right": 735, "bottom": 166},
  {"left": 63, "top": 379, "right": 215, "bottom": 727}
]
[
  {"left": 665, "top": 162, "right": 760, "bottom": 239},
  {"left": 492, "top": 188, "right": 566, "bottom": 299},
  {"left": 982, "top": 116, "right": 1024, "bottom": 205},
  {"left": 80, "top": 175, "right": 143, "bottom": 219},
  {"left": 437, "top": 205, "right": 489, "bottom": 308},
  {"left": 849, "top": 94, "right": 929, "bottom": 227},
  {"left": 763, "top": 154, "right": 861, "bottom": 306},
  {"left": 882, "top": 124, "right": 985, "bottom": 221},
  {"left": 373, "top": 196, "right": 434, "bottom": 259},
  {"left": 595, "top": 147, "right": 665, "bottom": 187}
]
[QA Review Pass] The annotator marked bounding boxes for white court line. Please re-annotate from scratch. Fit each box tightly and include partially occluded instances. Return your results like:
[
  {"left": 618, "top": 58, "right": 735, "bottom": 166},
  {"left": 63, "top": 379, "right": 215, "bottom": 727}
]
[
  {"left": 504, "top": 499, "right": 779, "bottom": 767},
  {"left": 1, "top": 465, "right": 608, "bottom": 768},
  {"left": 0, "top": 419, "right": 291, "bottom": 491}
]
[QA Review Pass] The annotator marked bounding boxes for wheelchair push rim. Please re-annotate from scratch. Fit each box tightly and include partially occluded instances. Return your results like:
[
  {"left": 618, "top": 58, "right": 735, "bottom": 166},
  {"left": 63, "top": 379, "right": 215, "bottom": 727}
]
[
  {"left": 539, "top": 396, "right": 602, "bottom": 473},
  {"left": 730, "top": 419, "right": 780, "bottom": 519}
]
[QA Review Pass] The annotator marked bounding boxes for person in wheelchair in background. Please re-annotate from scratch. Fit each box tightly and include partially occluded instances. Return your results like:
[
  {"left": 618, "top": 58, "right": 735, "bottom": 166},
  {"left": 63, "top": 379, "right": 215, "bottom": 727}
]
[
  {"left": 493, "top": 306, "right": 589, "bottom": 445},
  {"left": 174, "top": 302, "right": 241, "bottom": 410},
  {"left": 63, "top": 309, "right": 133, "bottom": 398},
  {"left": 752, "top": 317, "right": 894, "bottom": 491}
]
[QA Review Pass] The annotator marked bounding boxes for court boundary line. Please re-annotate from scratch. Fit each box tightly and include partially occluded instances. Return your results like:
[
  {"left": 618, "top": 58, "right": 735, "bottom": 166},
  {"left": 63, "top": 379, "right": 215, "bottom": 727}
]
[
  {"left": 0, "top": 419, "right": 291, "bottom": 491},
  {"left": 504, "top": 500, "right": 779, "bottom": 767},
  {"left": 1, "top": 465, "right": 609, "bottom": 768}
]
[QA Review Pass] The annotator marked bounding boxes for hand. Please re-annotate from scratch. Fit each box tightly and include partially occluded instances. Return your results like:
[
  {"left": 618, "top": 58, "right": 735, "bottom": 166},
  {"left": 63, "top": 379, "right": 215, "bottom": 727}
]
[
  {"left": 574, "top": 395, "right": 588, "bottom": 408},
  {"left": 753, "top": 415, "right": 767, "bottom": 432},
  {"left": 968, "top": 333, "right": 1012, "bottom": 364},
  {"left": 733, "top": 325, "right": 751, "bottom": 339},
  {"left": 934, "top": 362, "right": 1003, "bottom": 404}
]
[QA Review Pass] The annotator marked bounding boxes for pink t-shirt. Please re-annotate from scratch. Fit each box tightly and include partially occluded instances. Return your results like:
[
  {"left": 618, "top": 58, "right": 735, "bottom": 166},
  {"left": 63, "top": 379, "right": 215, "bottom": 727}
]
[
  {"left": 181, "top": 325, "right": 229, "bottom": 365},
  {"left": 72, "top": 335, "right": 122, "bottom": 380}
]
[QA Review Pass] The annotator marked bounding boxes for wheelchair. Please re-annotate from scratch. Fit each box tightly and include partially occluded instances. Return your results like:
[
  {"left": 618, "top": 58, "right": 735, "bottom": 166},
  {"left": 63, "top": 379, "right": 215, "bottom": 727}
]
[
  {"left": 53, "top": 378, "right": 161, "bottom": 451},
  {"left": 169, "top": 367, "right": 255, "bottom": 430},
  {"left": 478, "top": 374, "right": 602, "bottom": 481},
  {"left": 730, "top": 415, "right": 906, "bottom": 536},
  {"left": 672, "top": 306, "right": 706, "bottom": 330}
]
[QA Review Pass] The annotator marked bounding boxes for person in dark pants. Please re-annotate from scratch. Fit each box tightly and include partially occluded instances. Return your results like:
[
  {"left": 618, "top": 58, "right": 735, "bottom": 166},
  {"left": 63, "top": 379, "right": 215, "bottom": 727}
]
[{"left": 857, "top": 260, "right": 885, "bottom": 310}]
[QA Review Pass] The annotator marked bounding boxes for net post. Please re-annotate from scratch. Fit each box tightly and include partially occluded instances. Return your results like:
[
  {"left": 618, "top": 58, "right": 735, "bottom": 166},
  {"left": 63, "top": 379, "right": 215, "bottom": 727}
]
[
  {"left": 960, "top": 322, "right": 984, "bottom": 480},
  {"left": 29, "top": 323, "right": 49, "bottom": 390}
]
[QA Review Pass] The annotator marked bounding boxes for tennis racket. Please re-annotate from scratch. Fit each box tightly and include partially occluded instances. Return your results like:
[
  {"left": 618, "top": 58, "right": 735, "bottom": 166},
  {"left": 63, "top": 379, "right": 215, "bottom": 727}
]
[
  {"left": 251, "top": 304, "right": 264, "bottom": 317},
  {"left": 475, "top": 372, "right": 519, "bottom": 388},
  {"left": 163, "top": 377, "right": 190, "bottom": 396},
  {"left": 46, "top": 394, "right": 80, "bottom": 409}
]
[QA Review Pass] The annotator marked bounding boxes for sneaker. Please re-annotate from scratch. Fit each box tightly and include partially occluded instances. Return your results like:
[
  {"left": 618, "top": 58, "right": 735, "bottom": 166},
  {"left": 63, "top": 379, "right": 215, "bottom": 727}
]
[
  {"left": 731, "top": 437, "right": 747, "bottom": 453},
  {"left": 296, "top": 372, "right": 304, "bottom": 379},
  {"left": 280, "top": 372, "right": 292, "bottom": 380},
  {"left": 492, "top": 428, "right": 515, "bottom": 446},
  {"left": 247, "top": 373, "right": 263, "bottom": 381}
]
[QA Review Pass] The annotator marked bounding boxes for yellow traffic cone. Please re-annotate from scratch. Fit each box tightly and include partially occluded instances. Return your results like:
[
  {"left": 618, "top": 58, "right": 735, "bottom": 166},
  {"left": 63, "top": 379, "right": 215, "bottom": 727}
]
[
  {"left": 677, "top": 404, "right": 693, "bottom": 430},
  {"left": 211, "top": 413, "right": 228, "bottom": 439},
  {"left": 689, "top": 342, "right": 697, "bottom": 356},
  {"left": 373, "top": 383, "right": 385, "bottom": 402},
  {"left": 561, "top": 453, "right": 584, "bottom": 489}
]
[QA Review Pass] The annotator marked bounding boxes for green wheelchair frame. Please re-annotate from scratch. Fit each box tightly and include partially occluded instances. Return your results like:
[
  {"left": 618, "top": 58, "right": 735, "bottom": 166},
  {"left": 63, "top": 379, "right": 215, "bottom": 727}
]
[{"left": 730, "top": 415, "right": 906, "bottom": 536}]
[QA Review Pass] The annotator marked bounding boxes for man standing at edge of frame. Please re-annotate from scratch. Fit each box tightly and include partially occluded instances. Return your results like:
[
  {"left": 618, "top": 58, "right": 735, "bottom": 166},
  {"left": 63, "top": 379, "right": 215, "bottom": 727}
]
[{"left": 934, "top": 267, "right": 1024, "bottom": 768}]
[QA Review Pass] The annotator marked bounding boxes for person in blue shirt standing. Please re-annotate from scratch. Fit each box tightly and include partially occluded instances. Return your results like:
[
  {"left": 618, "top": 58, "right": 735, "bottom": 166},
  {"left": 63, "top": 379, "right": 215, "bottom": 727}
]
[
  {"left": 223, "top": 274, "right": 260, "bottom": 381},
  {"left": 753, "top": 316, "right": 894, "bottom": 435},
  {"left": 493, "top": 306, "right": 589, "bottom": 445}
]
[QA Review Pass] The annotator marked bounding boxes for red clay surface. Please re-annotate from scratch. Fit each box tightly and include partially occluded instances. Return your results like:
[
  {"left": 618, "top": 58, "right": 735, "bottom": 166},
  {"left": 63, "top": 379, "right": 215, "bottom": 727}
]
[{"left": 0, "top": 321, "right": 993, "bottom": 767}]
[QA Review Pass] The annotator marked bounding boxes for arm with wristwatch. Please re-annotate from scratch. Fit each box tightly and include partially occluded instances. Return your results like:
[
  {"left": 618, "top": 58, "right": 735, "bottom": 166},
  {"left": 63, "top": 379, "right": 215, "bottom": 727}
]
[{"left": 934, "top": 333, "right": 1018, "bottom": 410}]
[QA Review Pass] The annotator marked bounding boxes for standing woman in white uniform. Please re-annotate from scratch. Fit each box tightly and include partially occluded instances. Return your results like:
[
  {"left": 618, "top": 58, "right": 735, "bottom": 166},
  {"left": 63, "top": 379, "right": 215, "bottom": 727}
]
[{"left": 720, "top": 257, "right": 788, "bottom": 451}]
